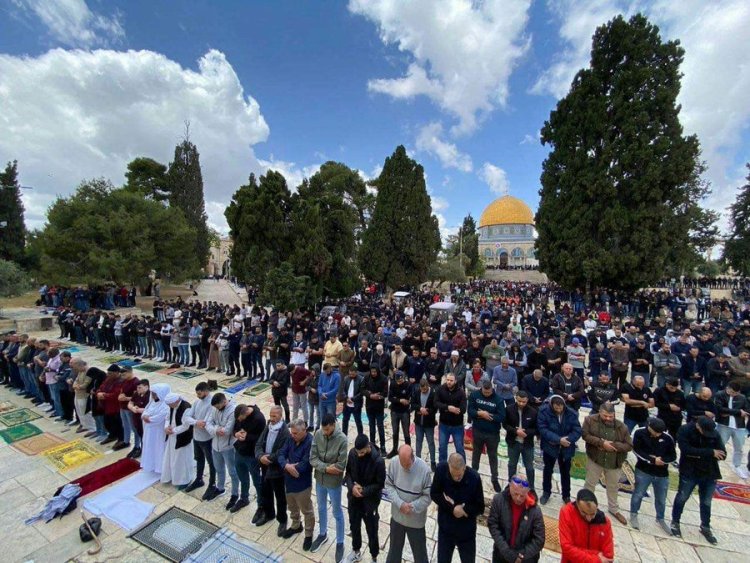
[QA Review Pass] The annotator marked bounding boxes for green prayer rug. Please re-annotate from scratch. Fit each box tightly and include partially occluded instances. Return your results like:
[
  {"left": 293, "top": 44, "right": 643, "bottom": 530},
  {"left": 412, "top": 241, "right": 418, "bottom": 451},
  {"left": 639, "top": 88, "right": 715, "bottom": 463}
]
[
  {"left": 243, "top": 383, "right": 271, "bottom": 397},
  {"left": 570, "top": 451, "right": 588, "bottom": 480},
  {"left": 0, "top": 423, "right": 43, "bottom": 444},
  {"left": 100, "top": 355, "right": 127, "bottom": 364},
  {"left": 135, "top": 363, "right": 163, "bottom": 373},
  {"left": 0, "top": 408, "right": 41, "bottom": 427},
  {"left": 172, "top": 370, "right": 200, "bottom": 379}
]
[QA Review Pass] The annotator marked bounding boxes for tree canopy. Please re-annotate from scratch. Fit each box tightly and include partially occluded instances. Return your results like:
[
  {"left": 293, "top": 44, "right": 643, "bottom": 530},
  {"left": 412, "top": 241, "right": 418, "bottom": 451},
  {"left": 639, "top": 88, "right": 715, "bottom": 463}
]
[
  {"left": 446, "top": 214, "right": 481, "bottom": 277},
  {"left": 0, "top": 160, "right": 26, "bottom": 264},
  {"left": 359, "top": 146, "right": 441, "bottom": 288},
  {"left": 34, "top": 179, "right": 200, "bottom": 286},
  {"left": 124, "top": 157, "right": 169, "bottom": 201},
  {"left": 0, "top": 259, "right": 30, "bottom": 298},
  {"left": 535, "top": 14, "right": 717, "bottom": 290},
  {"left": 723, "top": 164, "right": 750, "bottom": 276}
]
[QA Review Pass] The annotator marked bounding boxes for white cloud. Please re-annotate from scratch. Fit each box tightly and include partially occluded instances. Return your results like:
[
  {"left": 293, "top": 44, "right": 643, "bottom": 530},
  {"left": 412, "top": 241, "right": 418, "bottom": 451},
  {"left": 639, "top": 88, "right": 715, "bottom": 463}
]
[
  {"left": 520, "top": 133, "right": 538, "bottom": 145},
  {"left": 257, "top": 158, "right": 321, "bottom": 193},
  {"left": 349, "top": 0, "right": 532, "bottom": 135},
  {"left": 0, "top": 48, "right": 270, "bottom": 230},
  {"left": 415, "top": 122, "right": 473, "bottom": 172},
  {"left": 479, "top": 163, "right": 510, "bottom": 195},
  {"left": 205, "top": 200, "right": 230, "bottom": 235},
  {"left": 13, "top": 0, "right": 125, "bottom": 47},
  {"left": 533, "top": 0, "right": 750, "bottom": 232}
]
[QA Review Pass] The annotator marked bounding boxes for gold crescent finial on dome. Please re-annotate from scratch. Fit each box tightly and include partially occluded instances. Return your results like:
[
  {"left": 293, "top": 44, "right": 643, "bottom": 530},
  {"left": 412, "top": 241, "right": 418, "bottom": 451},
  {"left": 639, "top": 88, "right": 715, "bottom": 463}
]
[{"left": 479, "top": 195, "right": 534, "bottom": 227}]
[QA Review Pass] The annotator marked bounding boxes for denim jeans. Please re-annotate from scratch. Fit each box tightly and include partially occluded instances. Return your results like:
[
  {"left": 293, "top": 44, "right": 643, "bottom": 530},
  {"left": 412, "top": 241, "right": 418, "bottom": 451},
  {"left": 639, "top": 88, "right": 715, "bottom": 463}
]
[
  {"left": 154, "top": 339, "right": 164, "bottom": 357},
  {"left": 235, "top": 452, "right": 263, "bottom": 504},
  {"left": 293, "top": 393, "right": 309, "bottom": 424},
  {"left": 95, "top": 415, "right": 107, "bottom": 437},
  {"left": 212, "top": 448, "right": 239, "bottom": 496},
  {"left": 316, "top": 482, "right": 345, "bottom": 544},
  {"left": 120, "top": 409, "right": 140, "bottom": 447},
  {"left": 415, "top": 424, "right": 436, "bottom": 465},
  {"left": 625, "top": 418, "right": 646, "bottom": 433},
  {"left": 630, "top": 468, "right": 668, "bottom": 519},
  {"left": 671, "top": 475, "right": 716, "bottom": 527},
  {"left": 507, "top": 440, "right": 535, "bottom": 490},
  {"left": 342, "top": 404, "right": 363, "bottom": 436},
  {"left": 319, "top": 401, "right": 336, "bottom": 421},
  {"left": 179, "top": 344, "right": 190, "bottom": 365},
  {"left": 682, "top": 378, "right": 703, "bottom": 395},
  {"left": 438, "top": 424, "right": 465, "bottom": 463},
  {"left": 49, "top": 381, "right": 64, "bottom": 417},
  {"left": 717, "top": 424, "right": 746, "bottom": 467},
  {"left": 308, "top": 398, "right": 320, "bottom": 429}
]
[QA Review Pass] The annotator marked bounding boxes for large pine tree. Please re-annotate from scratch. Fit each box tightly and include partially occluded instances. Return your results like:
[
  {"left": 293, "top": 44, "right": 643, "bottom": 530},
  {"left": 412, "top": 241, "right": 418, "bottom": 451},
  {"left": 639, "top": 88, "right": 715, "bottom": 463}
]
[
  {"left": 168, "top": 133, "right": 210, "bottom": 266},
  {"left": 359, "top": 146, "right": 441, "bottom": 288},
  {"left": 0, "top": 160, "right": 26, "bottom": 264},
  {"left": 723, "top": 164, "right": 750, "bottom": 277},
  {"left": 535, "top": 14, "right": 717, "bottom": 290}
]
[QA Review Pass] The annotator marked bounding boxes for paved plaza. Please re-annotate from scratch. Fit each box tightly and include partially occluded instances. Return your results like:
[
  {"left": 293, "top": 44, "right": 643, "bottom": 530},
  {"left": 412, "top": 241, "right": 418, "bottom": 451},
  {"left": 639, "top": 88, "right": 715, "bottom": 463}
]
[{"left": 1, "top": 282, "right": 749, "bottom": 562}]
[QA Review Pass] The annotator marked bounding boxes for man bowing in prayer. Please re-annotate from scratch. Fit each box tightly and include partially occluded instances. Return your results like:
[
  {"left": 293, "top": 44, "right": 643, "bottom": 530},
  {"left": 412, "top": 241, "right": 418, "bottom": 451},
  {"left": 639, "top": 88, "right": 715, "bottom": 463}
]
[
  {"left": 141, "top": 383, "right": 171, "bottom": 474},
  {"left": 161, "top": 393, "right": 195, "bottom": 489}
]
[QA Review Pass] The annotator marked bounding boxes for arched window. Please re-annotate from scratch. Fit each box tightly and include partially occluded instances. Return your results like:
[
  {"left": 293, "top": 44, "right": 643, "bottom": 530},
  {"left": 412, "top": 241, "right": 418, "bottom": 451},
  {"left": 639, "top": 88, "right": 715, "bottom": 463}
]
[
  {"left": 526, "top": 248, "right": 536, "bottom": 259},
  {"left": 511, "top": 247, "right": 523, "bottom": 258},
  {"left": 484, "top": 248, "right": 492, "bottom": 258}
]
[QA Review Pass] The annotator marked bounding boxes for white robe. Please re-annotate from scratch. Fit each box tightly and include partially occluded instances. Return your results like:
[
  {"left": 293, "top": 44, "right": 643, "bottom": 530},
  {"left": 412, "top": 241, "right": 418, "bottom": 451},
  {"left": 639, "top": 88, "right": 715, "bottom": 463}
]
[
  {"left": 161, "top": 404, "right": 195, "bottom": 486},
  {"left": 141, "top": 384, "right": 170, "bottom": 474}
]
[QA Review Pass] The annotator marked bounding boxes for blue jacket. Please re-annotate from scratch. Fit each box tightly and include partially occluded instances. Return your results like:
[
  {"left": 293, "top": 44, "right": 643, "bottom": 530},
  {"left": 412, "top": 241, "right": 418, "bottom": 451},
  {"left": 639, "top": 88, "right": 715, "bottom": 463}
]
[
  {"left": 277, "top": 432, "right": 313, "bottom": 493},
  {"left": 318, "top": 369, "right": 340, "bottom": 405},
  {"left": 537, "top": 402, "right": 582, "bottom": 460}
]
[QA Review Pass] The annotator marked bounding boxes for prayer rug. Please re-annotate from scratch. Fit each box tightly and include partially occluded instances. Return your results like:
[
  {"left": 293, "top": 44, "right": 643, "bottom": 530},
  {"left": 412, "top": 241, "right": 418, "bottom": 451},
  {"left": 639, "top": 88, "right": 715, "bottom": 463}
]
[
  {"left": 543, "top": 515, "right": 562, "bottom": 554},
  {"left": 570, "top": 451, "right": 588, "bottom": 480},
  {"left": 668, "top": 469, "right": 680, "bottom": 492},
  {"left": 42, "top": 439, "right": 101, "bottom": 471},
  {"left": 136, "top": 363, "right": 164, "bottom": 373},
  {"left": 224, "top": 380, "right": 256, "bottom": 394},
  {"left": 157, "top": 367, "right": 180, "bottom": 375},
  {"left": 131, "top": 507, "right": 220, "bottom": 562},
  {"left": 243, "top": 382, "right": 271, "bottom": 397},
  {"left": 0, "top": 400, "right": 18, "bottom": 413},
  {"left": 12, "top": 432, "right": 66, "bottom": 455},
  {"left": 0, "top": 408, "right": 41, "bottom": 427},
  {"left": 0, "top": 422, "right": 42, "bottom": 443},
  {"left": 59, "top": 458, "right": 142, "bottom": 497},
  {"left": 118, "top": 359, "right": 143, "bottom": 368},
  {"left": 171, "top": 370, "right": 200, "bottom": 380},
  {"left": 65, "top": 346, "right": 81, "bottom": 353},
  {"left": 84, "top": 470, "right": 159, "bottom": 530},
  {"left": 100, "top": 355, "right": 127, "bottom": 364},
  {"left": 713, "top": 481, "right": 750, "bottom": 505},
  {"left": 183, "top": 528, "right": 283, "bottom": 563},
  {"left": 600, "top": 460, "right": 636, "bottom": 493}
]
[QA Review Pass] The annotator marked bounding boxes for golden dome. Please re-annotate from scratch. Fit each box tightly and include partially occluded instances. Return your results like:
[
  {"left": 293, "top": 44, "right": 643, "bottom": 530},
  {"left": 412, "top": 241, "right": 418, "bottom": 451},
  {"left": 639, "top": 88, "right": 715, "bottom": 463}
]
[{"left": 479, "top": 195, "right": 534, "bottom": 227}]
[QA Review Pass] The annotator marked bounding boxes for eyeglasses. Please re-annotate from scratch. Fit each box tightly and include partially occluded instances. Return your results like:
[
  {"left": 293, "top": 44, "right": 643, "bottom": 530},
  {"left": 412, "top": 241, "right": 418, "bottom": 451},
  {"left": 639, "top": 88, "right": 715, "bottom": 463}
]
[{"left": 511, "top": 476, "right": 529, "bottom": 488}]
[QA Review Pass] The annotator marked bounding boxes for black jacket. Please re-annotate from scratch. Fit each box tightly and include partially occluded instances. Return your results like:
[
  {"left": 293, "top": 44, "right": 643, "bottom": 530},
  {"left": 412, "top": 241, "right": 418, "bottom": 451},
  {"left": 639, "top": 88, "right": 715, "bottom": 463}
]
[
  {"left": 362, "top": 372, "right": 389, "bottom": 413},
  {"left": 269, "top": 367, "right": 290, "bottom": 398},
  {"left": 587, "top": 382, "right": 619, "bottom": 413},
  {"left": 685, "top": 395, "right": 717, "bottom": 422},
  {"left": 388, "top": 380, "right": 412, "bottom": 413},
  {"left": 714, "top": 391, "right": 748, "bottom": 428},
  {"left": 430, "top": 463, "right": 485, "bottom": 537},
  {"left": 169, "top": 399, "right": 194, "bottom": 449},
  {"left": 434, "top": 384, "right": 467, "bottom": 426},
  {"left": 502, "top": 404, "right": 537, "bottom": 446},
  {"left": 653, "top": 386, "right": 686, "bottom": 427},
  {"left": 254, "top": 422, "right": 290, "bottom": 480},
  {"left": 344, "top": 444, "right": 385, "bottom": 512},
  {"left": 338, "top": 374, "right": 365, "bottom": 407},
  {"left": 233, "top": 406, "right": 266, "bottom": 457},
  {"left": 410, "top": 385, "right": 437, "bottom": 427},
  {"left": 677, "top": 422, "right": 725, "bottom": 480},
  {"left": 487, "top": 488, "right": 545, "bottom": 563},
  {"left": 632, "top": 427, "right": 676, "bottom": 477}
]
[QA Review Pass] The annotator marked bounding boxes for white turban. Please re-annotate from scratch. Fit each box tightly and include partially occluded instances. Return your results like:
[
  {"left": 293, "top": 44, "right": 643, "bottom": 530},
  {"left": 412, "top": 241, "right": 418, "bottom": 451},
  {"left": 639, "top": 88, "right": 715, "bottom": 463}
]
[{"left": 165, "top": 393, "right": 181, "bottom": 405}]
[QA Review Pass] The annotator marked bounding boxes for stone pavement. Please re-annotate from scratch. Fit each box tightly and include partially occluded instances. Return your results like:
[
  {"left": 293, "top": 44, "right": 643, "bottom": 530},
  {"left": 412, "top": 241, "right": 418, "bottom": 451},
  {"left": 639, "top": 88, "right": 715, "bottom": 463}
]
[
  {"left": 2, "top": 337, "right": 750, "bottom": 562},
  {"left": 193, "top": 279, "right": 246, "bottom": 306}
]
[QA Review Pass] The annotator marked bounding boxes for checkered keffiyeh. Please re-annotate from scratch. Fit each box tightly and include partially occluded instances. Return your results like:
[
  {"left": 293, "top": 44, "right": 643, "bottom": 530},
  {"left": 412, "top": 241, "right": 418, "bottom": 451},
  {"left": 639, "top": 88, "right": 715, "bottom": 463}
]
[{"left": 183, "top": 528, "right": 283, "bottom": 563}]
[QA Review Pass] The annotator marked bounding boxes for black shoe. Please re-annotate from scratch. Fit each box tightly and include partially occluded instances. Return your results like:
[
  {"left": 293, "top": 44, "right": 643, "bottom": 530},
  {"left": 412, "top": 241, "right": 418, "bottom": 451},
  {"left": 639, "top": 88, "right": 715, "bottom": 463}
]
[
  {"left": 126, "top": 447, "right": 141, "bottom": 459},
  {"left": 251, "top": 507, "right": 264, "bottom": 524},
  {"left": 540, "top": 493, "right": 550, "bottom": 505},
  {"left": 562, "top": 496, "right": 571, "bottom": 504},
  {"left": 277, "top": 522, "right": 287, "bottom": 537},
  {"left": 302, "top": 536, "right": 312, "bottom": 551},
  {"left": 184, "top": 479, "right": 205, "bottom": 493},
  {"left": 310, "top": 534, "right": 328, "bottom": 553},
  {"left": 670, "top": 521, "right": 682, "bottom": 538},
  {"left": 255, "top": 513, "right": 273, "bottom": 527},
  {"left": 112, "top": 441, "right": 129, "bottom": 451},
  {"left": 700, "top": 526, "right": 717, "bottom": 545},
  {"left": 202, "top": 485, "right": 219, "bottom": 501},
  {"left": 307, "top": 426, "right": 314, "bottom": 432},
  {"left": 225, "top": 495, "right": 238, "bottom": 510},
  {"left": 386, "top": 449, "right": 398, "bottom": 459},
  {"left": 229, "top": 498, "right": 249, "bottom": 513},
  {"left": 492, "top": 479, "right": 501, "bottom": 493},
  {"left": 282, "top": 525, "right": 303, "bottom": 538},
  {"left": 101, "top": 436, "right": 116, "bottom": 445}
]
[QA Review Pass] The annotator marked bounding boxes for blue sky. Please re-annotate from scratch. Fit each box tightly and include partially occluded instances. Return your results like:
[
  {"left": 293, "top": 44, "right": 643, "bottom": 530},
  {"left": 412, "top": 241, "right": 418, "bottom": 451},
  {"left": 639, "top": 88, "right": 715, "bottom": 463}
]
[{"left": 1, "top": 0, "right": 748, "bottom": 237}]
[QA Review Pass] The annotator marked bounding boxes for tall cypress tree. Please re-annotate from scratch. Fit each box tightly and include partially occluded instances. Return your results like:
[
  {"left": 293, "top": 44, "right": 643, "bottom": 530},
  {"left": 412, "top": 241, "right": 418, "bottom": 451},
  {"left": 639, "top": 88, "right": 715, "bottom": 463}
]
[
  {"left": 168, "top": 130, "right": 210, "bottom": 266},
  {"left": 723, "top": 164, "right": 750, "bottom": 277},
  {"left": 359, "top": 146, "right": 441, "bottom": 288},
  {"left": 535, "top": 14, "right": 716, "bottom": 290},
  {"left": 0, "top": 160, "right": 26, "bottom": 263}
]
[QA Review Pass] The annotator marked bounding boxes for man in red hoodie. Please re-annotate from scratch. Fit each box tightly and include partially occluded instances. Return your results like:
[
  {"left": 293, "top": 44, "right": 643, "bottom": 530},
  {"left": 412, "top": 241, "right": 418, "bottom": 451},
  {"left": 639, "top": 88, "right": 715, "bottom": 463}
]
[{"left": 559, "top": 489, "right": 614, "bottom": 563}]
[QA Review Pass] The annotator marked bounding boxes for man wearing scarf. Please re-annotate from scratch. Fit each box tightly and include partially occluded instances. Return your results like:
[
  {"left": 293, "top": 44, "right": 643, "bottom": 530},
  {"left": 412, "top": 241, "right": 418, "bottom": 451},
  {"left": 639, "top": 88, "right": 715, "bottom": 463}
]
[
  {"left": 161, "top": 393, "right": 195, "bottom": 488},
  {"left": 140, "top": 383, "right": 171, "bottom": 474}
]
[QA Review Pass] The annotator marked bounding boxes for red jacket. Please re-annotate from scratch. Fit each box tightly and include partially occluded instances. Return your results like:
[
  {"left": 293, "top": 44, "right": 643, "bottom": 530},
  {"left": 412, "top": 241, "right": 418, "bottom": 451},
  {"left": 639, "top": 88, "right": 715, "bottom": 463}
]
[
  {"left": 558, "top": 501, "right": 614, "bottom": 563},
  {"left": 99, "top": 377, "right": 123, "bottom": 416}
]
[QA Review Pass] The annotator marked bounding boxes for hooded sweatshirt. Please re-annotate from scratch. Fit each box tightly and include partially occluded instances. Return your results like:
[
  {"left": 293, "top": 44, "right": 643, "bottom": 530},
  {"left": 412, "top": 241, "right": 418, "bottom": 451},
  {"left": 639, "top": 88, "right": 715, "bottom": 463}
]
[
  {"left": 310, "top": 424, "right": 348, "bottom": 488},
  {"left": 183, "top": 393, "right": 214, "bottom": 442},
  {"left": 206, "top": 399, "right": 237, "bottom": 452}
]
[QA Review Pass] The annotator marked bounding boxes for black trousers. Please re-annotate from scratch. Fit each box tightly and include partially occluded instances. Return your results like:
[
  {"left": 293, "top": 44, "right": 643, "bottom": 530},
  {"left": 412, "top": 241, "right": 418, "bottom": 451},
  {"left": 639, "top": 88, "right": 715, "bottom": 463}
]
[
  {"left": 103, "top": 413, "right": 123, "bottom": 441},
  {"left": 349, "top": 501, "right": 380, "bottom": 558},
  {"left": 261, "top": 474, "right": 287, "bottom": 523},
  {"left": 61, "top": 388, "right": 75, "bottom": 421},
  {"left": 194, "top": 438, "right": 216, "bottom": 486},
  {"left": 437, "top": 527, "right": 475, "bottom": 563}
]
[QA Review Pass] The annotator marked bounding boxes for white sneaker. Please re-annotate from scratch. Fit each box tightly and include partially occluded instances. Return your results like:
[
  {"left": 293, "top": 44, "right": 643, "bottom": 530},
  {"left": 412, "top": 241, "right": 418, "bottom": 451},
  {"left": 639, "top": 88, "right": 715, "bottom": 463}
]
[
  {"left": 345, "top": 551, "right": 362, "bottom": 563},
  {"left": 735, "top": 466, "right": 750, "bottom": 480}
]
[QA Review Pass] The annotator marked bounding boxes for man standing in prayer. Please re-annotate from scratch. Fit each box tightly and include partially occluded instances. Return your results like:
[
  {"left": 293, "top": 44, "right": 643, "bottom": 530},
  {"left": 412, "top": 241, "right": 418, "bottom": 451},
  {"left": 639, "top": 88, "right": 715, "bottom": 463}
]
[
  {"left": 205, "top": 392, "right": 239, "bottom": 507},
  {"left": 255, "top": 406, "right": 290, "bottom": 533},
  {"left": 183, "top": 382, "right": 217, "bottom": 495},
  {"left": 140, "top": 383, "right": 171, "bottom": 474},
  {"left": 161, "top": 393, "right": 195, "bottom": 488}
]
